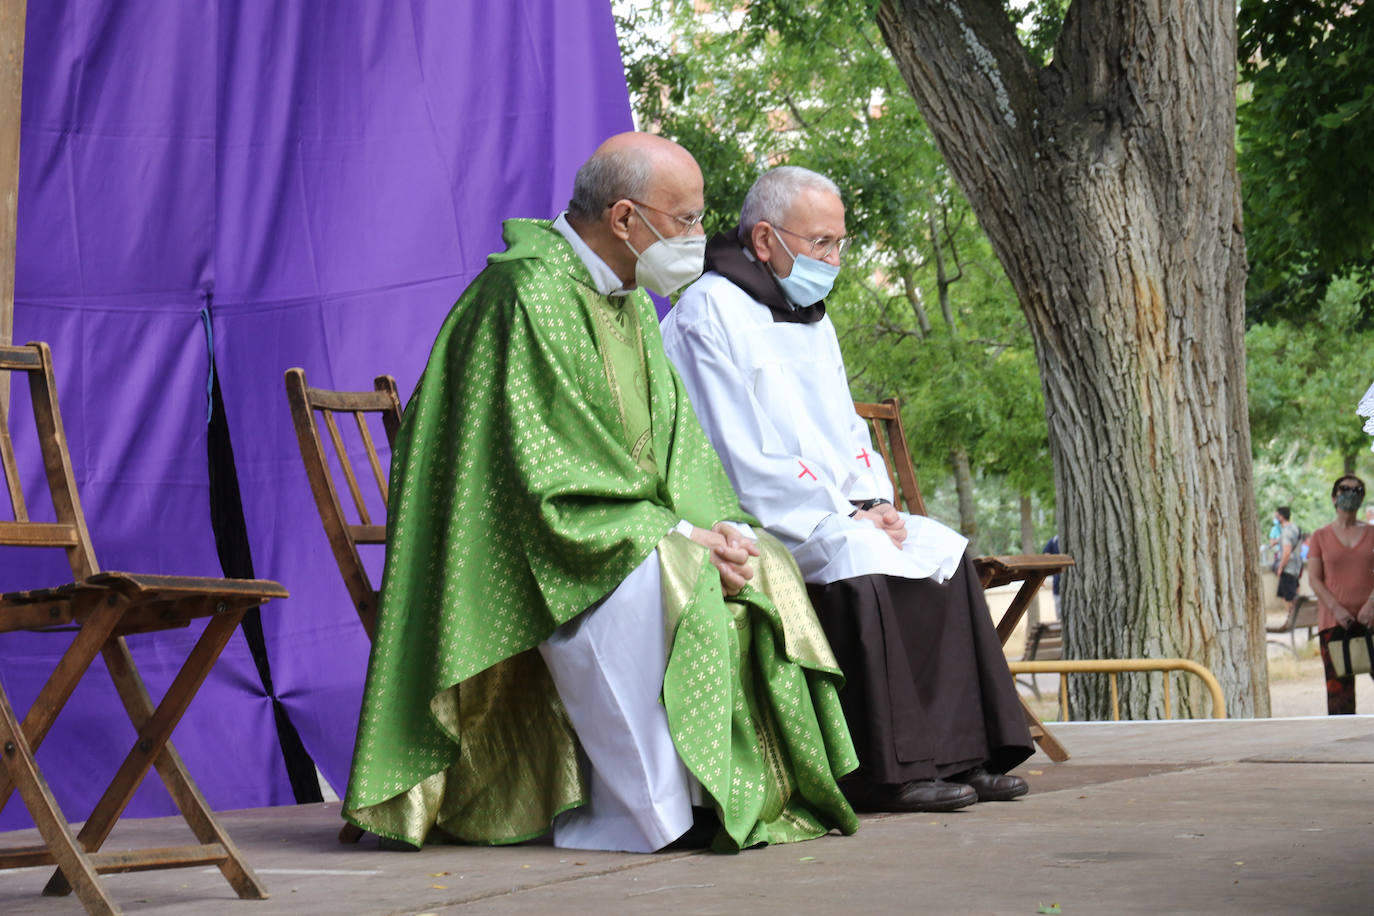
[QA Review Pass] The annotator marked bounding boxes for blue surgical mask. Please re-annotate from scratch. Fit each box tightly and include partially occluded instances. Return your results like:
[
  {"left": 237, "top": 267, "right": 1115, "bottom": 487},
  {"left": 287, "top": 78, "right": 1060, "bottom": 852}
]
[{"left": 771, "top": 231, "right": 840, "bottom": 307}]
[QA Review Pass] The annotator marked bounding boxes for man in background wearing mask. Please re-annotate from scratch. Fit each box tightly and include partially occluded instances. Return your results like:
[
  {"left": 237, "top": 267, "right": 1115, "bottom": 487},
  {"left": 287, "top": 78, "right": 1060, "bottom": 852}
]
[
  {"left": 344, "top": 134, "right": 860, "bottom": 854},
  {"left": 662, "top": 166, "right": 1032, "bottom": 813}
]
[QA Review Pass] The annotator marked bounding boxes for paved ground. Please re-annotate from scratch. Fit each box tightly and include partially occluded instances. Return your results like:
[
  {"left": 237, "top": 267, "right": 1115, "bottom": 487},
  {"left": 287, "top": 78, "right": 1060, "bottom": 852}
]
[{"left": 4, "top": 716, "right": 1372, "bottom": 915}]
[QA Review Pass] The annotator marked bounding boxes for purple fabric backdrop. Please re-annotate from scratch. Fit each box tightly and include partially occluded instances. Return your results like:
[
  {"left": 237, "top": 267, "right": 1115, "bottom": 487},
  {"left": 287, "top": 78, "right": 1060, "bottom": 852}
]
[{"left": 2, "top": 0, "right": 631, "bottom": 831}]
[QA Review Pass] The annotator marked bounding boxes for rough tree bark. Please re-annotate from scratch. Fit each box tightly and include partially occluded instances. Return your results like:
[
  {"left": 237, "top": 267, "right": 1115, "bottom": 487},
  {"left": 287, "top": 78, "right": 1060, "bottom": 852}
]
[
  {"left": 1019, "top": 493, "right": 1035, "bottom": 554},
  {"left": 876, "top": 0, "right": 1266, "bottom": 716}
]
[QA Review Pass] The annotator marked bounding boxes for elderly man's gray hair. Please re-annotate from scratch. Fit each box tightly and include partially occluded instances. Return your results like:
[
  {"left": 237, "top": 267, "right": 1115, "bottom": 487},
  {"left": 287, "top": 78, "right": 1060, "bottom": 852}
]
[
  {"left": 568, "top": 148, "right": 654, "bottom": 221},
  {"left": 739, "top": 166, "right": 842, "bottom": 238}
]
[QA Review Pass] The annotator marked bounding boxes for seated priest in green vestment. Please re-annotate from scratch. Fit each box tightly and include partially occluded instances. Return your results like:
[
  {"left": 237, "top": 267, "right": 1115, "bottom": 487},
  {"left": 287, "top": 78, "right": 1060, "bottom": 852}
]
[{"left": 343, "top": 132, "right": 860, "bottom": 853}]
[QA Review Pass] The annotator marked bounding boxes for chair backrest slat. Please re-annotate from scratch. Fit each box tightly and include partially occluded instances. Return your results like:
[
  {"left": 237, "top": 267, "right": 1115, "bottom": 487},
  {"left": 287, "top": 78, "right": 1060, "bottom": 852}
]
[
  {"left": 322, "top": 408, "right": 371, "bottom": 526},
  {"left": 354, "top": 412, "right": 389, "bottom": 506},
  {"left": 347, "top": 523, "right": 387, "bottom": 544},
  {"left": 0, "top": 342, "right": 100, "bottom": 580},
  {"left": 0, "top": 520, "right": 81, "bottom": 546},
  {"left": 853, "top": 397, "right": 928, "bottom": 517},
  {"left": 866, "top": 416, "right": 900, "bottom": 504}
]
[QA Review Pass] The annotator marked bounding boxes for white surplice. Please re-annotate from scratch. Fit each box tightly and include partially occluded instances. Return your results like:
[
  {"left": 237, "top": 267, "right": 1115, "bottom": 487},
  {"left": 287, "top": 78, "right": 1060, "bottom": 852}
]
[
  {"left": 539, "top": 538, "right": 701, "bottom": 853},
  {"left": 535, "top": 219, "right": 701, "bottom": 853},
  {"left": 662, "top": 269, "right": 967, "bottom": 586}
]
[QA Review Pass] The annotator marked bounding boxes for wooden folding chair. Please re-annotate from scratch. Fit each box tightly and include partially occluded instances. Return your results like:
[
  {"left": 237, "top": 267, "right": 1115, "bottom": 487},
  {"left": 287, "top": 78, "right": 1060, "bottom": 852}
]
[
  {"left": 284, "top": 367, "right": 400, "bottom": 844},
  {"left": 854, "top": 396, "right": 1075, "bottom": 762},
  {"left": 0, "top": 342, "right": 289, "bottom": 915},
  {"left": 283, "top": 367, "right": 400, "bottom": 643}
]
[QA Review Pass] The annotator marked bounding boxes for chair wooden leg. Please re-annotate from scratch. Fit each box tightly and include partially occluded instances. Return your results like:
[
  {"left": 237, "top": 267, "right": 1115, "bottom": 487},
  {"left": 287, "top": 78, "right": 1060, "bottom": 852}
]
[
  {"left": 339, "top": 822, "right": 365, "bottom": 843},
  {"left": 1, "top": 687, "right": 122, "bottom": 916},
  {"left": 42, "top": 615, "right": 267, "bottom": 901},
  {"left": 103, "top": 627, "right": 269, "bottom": 899},
  {"left": 1020, "top": 694, "right": 1070, "bottom": 762},
  {"left": 994, "top": 574, "right": 1048, "bottom": 644},
  {"left": 0, "top": 595, "right": 123, "bottom": 809}
]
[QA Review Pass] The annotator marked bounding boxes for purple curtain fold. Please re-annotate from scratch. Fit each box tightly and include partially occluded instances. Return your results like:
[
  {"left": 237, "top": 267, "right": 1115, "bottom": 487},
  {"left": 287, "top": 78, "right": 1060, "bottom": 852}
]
[{"left": 2, "top": 0, "right": 631, "bottom": 831}]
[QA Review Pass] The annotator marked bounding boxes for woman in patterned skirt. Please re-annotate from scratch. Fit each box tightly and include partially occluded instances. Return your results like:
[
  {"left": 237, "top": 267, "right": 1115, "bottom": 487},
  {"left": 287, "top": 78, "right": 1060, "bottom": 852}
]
[{"left": 1305, "top": 475, "right": 1374, "bottom": 714}]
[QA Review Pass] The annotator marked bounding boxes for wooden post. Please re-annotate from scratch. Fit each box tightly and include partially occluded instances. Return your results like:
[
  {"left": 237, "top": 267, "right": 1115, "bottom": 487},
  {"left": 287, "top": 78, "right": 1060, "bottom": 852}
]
[{"left": 0, "top": 0, "right": 25, "bottom": 410}]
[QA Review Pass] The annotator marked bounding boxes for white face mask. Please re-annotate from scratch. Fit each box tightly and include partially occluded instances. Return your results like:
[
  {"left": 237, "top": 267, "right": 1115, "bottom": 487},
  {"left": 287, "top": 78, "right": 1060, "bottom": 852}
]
[{"left": 625, "top": 204, "right": 705, "bottom": 297}]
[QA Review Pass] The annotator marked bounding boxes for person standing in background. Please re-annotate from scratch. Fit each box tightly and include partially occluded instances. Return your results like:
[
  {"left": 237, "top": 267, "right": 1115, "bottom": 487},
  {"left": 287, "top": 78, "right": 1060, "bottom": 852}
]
[
  {"left": 1274, "top": 506, "right": 1303, "bottom": 616},
  {"left": 1305, "top": 476, "right": 1374, "bottom": 715}
]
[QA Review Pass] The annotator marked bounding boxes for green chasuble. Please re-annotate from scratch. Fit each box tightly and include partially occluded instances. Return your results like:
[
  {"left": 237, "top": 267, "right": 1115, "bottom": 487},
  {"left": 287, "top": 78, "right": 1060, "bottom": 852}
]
[{"left": 343, "top": 219, "right": 859, "bottom": 852}]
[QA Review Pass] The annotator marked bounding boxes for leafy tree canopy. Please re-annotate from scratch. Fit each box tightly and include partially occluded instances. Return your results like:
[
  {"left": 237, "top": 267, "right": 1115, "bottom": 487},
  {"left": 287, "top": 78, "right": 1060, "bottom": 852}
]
[
  {"left": 1238, "top": 0, "right": 1374, "bottom": 325},
  {"left": 1247, "top": 270, "right": 1374, "bottom": 468},
  {"left": 616, "top": 0, "right": 1056, "bottom": 544}
]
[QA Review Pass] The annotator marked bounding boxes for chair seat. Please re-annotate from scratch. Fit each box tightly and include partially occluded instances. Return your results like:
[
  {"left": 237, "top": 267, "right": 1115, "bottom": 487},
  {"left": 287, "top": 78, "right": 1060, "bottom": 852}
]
[
  {"left": 976, "top": 553, "right": 1074, "bottom": 588},
  {"left": 3, "top": 573, "right": 287, "bottom": 633}
]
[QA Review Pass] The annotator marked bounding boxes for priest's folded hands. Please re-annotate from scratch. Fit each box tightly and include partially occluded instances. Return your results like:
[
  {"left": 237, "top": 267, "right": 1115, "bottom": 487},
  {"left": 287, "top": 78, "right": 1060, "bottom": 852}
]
[
  {"left": 851, "top": 504, "right": 907, "bottom": 549},
  {"left": 689, "top": 521, "right": 760, "bottom": 595}
]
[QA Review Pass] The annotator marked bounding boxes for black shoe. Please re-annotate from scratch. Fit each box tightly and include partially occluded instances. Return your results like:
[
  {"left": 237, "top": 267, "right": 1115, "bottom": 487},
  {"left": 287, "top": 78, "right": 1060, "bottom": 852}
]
[
  {"left": 843, "top": 778, "right": 977, "bottom": 813},
  {"left": 663, "top": 806, "right": 719, "bottom": 850},
  {"left": 949, "top": 766, "right": 1029, "bottom": 802}
]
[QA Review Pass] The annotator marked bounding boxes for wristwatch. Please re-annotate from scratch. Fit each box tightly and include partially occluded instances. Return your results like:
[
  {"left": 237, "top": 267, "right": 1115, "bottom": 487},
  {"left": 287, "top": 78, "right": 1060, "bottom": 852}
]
[{"left": 849, "top": 497, "right": 892, "bottom": 517}]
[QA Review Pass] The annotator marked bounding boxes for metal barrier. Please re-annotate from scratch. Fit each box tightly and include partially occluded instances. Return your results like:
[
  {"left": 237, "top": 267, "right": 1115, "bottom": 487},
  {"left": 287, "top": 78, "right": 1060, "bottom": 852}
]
[{"left": 1007, "top": 658, "right": 1227, "bottom": 721}]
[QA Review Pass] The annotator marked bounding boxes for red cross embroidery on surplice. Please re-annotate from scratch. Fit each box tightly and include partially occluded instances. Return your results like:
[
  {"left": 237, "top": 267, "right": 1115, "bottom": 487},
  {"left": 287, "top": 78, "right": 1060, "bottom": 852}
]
[
  {"left": 856, "top": 448, "right": 872, "bottom": 467},
  {"left": 797, "top": 460, "right": 817, "bottom": 481}
]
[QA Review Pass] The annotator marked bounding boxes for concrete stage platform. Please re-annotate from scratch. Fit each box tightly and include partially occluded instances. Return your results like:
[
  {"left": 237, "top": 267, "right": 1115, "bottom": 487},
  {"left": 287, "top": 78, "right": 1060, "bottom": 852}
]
[{"left": 3, "top": 716, "right": 1372, "bottom": 915}]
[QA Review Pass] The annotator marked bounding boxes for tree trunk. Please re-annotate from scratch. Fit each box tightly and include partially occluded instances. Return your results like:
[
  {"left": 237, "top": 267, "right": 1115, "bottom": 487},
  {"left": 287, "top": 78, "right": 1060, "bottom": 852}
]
[
  {"left": 877, "top": 0, "right": 1266, "bottom": 716},
  {"left": 950, "top": 446, "right": 977, "bottom": 551},
  {"left": 1021, "top": 493, "right": 1039, "bottom": 630},
  {"left": 1019, "top": 493, "right": 1036, "bottom": 554}
]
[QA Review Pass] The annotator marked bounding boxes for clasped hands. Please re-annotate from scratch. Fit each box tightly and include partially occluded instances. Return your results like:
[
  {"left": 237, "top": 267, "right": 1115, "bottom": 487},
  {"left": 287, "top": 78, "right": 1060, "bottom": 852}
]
[
  {"left": 689, "top": 521, "right": 760, "bottom": 597},
  {"left": 1335, "top": 601, "right": 1374, "bottom": 629},
  {"left": 853, "top": 503, "right": 907, "bottom": 549}
]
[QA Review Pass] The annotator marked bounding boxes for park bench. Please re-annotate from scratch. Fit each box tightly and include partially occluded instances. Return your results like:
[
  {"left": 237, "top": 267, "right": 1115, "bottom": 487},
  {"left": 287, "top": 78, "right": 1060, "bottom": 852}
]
[
  {"left": 1019, "top": 618, "right": 1063, "bottom": 698},
  {"left": 1024, "top": 620, "right": 1063, "bottom": 661},
  {"left": 1266, "top": 593, "right": 1319, "bottom": 659}
]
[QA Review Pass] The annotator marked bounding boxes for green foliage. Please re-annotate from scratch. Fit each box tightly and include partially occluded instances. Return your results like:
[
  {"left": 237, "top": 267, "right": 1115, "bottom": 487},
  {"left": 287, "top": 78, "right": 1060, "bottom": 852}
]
[
  {"left": 1252, "top": 449, "right": 1354, "bottom": 545},
  {"left": 1238, "top": 0, "right": 1374, "bottom": 534},
  {"left": 1010, "top": 0, "right": 1069, "bottom": 66},
  {"left": 1246, "top": 270, "right": 1374, "bottom": 472},
  {"left": 1238, "top": 0, "right": 1374, "bottom": 326},
  {"left": 616, "top": 0, "right": 1056, "bottom": 544}
]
